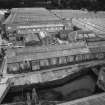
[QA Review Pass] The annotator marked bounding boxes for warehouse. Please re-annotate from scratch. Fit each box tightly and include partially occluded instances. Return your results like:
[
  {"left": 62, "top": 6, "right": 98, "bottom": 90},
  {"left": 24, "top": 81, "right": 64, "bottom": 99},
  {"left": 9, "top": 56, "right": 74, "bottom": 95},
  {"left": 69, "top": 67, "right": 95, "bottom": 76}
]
[{"left": 4, "top": 8, "right": 64, "bottom": 34}]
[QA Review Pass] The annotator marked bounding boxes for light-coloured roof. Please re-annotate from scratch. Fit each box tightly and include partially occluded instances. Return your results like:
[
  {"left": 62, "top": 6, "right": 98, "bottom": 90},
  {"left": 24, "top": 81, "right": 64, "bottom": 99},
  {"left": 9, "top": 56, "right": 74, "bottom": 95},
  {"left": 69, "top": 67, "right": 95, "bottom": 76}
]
[
  {"left": 4, "top": 8, "right": 60, "bottom": 27},
  {"left": 11, "top": 8, "right": 50, "bottom": 14},
  {"left": 51, "top": 10, "right": 105, "bottom": 19},
  {"left": 72, "top": 18, "right": 105, "bottom": 34}
]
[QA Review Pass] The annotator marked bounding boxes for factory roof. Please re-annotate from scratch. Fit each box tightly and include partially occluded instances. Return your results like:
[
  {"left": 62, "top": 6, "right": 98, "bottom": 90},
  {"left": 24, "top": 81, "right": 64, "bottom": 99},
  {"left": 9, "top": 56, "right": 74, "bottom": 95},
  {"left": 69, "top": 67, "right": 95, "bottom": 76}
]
[
  {"left": 11, "top": 8, "right": 50, "bottom": 13},
  {"left": 72, "top": 18, "right": 105, "bottom": 34},
  {"left": 4, "top": 8, "right": 60, "bottom": 27},
  {"left": 83, "top": 18, "right": 105, "bottom": 30},
  {"left": 51, "top": 9, "right": 88, "bottom": 19},
  {"left": 51, "top": 10, "right": 105, "bottom": 20}
]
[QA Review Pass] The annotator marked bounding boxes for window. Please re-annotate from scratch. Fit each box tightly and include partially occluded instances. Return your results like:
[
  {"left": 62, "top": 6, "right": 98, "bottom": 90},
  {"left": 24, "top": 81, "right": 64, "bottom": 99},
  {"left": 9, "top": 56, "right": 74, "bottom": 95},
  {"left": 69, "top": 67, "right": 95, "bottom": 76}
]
[
  {"left": 95, "top": 53, "right": 104, "bottom": 60},
  {"left": 46, "top": 28, "right": 49, "bottom": 30},
  {"left": 75, "top": 55, "right": 83, "bottom": 62},
  {"left": 59, "top": 27, "right": 62, "bottom": 30},
  {"left": 33, "top": 29, "right": 36, "bottom": 31},
  {"left": 59, "top": 56, "right": 67, "bottom": 64},
  {"left": 84, "top": 54, "right": 91, "bottom": 60},
  {"left": 77, "top": 34, "right": 84, "bottom": 40},
  {"left": 31, "top": 60, "right": 40, "bottom": 71},
  {"left": 37, "top": 29, "right": 40, "bottom": 31},
  {"left": 89, "top": 53, "right": 95, "bottom": 60},
  {"left": 100, "top": 47, "right": 105, "bottom": 52},
  {"left": 40, "top": 59, "right": 49, "bottom": 67},
  {"left": 88, "top": 33, "right": 95, "bottom": 38},
  {"left": 7, "top": 63, "right": 19, "bottom": 73},
  {"left": 75, "top": 54, "right": 91, "bottom": 62},
  {"left": 84, "top": 34, "right": 88, "bottom": 38},
  {"left": 67, "top": 55, "right": 74, "bottom": 63},
  {"left": 19, "top": 61, "right": 31, "bottom": 72},
  {"left": 50, "top": 58, "right": 58, "bottom": 65}
]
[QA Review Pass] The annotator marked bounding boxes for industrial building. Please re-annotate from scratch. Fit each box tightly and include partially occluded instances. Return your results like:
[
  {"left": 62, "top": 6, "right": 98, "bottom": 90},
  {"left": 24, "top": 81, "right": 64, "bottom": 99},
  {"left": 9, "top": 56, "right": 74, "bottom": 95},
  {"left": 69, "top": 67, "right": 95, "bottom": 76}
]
[{"left": 0, "top": 7, "right": 105, "bottom": 105}]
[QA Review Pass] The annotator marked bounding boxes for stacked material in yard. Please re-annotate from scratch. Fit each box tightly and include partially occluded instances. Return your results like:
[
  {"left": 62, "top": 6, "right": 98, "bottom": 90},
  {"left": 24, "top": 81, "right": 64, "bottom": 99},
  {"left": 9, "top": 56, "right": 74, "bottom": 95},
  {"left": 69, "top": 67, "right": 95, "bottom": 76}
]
[{"left": 51, "top": 10, "right": 105, "bottom": 20}]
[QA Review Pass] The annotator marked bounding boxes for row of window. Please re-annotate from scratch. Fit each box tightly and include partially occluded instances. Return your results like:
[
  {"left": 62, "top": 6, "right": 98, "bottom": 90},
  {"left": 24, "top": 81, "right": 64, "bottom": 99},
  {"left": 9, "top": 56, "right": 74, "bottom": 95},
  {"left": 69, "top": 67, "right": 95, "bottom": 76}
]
[
  {"left": 17, "top": 27, "right": 63, "bottom": 34},
  {"left": 7, "top": 52, "right": 105, "bottom": 74}
]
